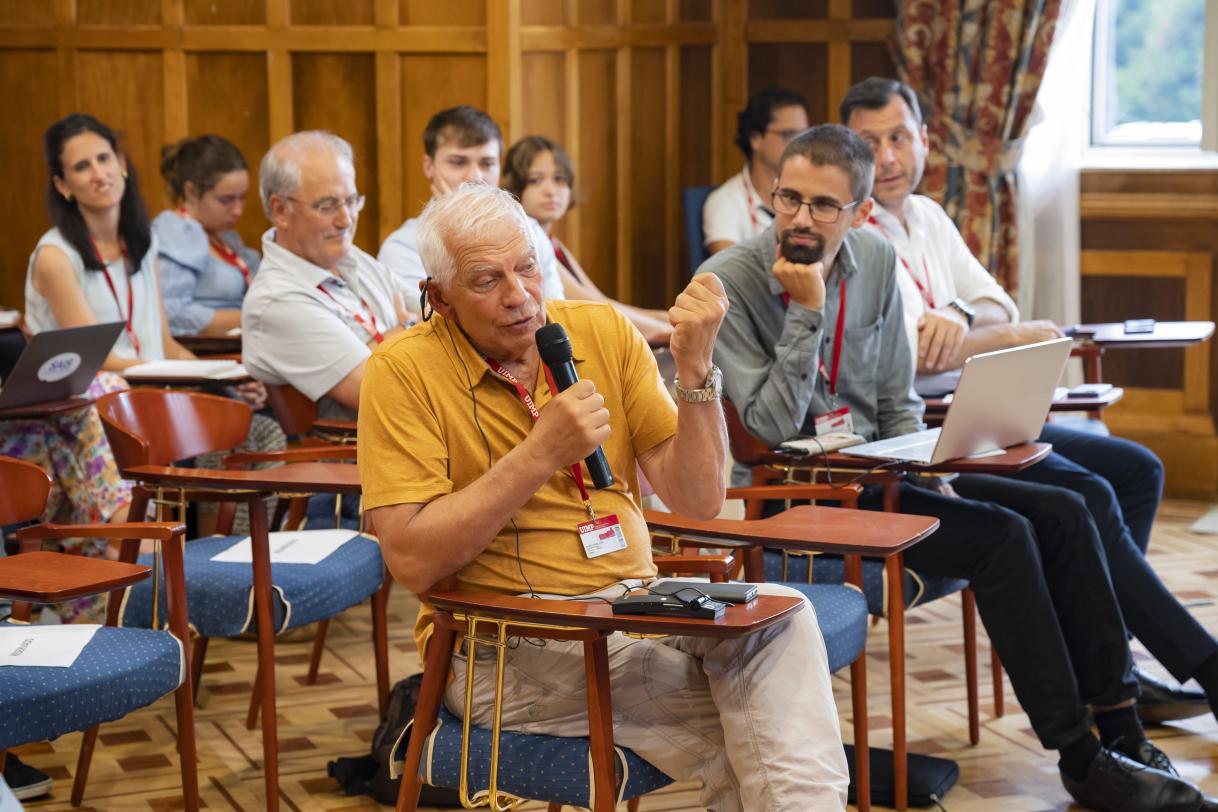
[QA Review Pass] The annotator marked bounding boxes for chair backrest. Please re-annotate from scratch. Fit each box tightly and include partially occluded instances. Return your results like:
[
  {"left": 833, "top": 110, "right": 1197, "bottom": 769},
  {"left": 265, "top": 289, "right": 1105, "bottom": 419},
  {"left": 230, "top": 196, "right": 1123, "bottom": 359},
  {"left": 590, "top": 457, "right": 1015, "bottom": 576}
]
[
  {"left": 723, "top": 398, "right": 775, "bottom": 466},
  {"left": 264, "top": 383, "right": 318, "bottom": 437},
  {"left": 682, "top": 185, "right": 715, "bottom": 277},
  {"left": 0, "top": 455, "right": 52, "bottom": 525},
  {"left": 96, "top": 389, "right": 253, "bottom": 468}
]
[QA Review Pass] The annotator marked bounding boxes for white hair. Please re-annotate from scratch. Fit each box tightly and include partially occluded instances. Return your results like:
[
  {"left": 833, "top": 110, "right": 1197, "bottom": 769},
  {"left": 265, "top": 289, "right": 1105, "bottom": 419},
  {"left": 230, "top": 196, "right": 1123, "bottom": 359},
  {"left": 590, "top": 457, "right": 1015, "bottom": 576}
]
[
  {"left": 417, "top": 183, "right": 537, "bottom": 288},
  {"left": 258, "top": 130, "right": 355, "bottom": 217}
]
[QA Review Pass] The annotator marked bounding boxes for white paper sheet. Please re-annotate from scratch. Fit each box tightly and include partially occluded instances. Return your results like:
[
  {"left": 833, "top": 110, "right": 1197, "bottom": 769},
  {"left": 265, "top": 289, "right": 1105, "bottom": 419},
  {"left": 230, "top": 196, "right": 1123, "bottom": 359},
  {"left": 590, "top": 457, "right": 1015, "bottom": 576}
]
[
  {"left": 123, "top": 359, "right": 246, "bottom": 380},
  {"left": 210, "top": 529, "right": 356, "bottom": 565},
  {"left": 0, "top": 624, "right": 101, "bottom": 668}
]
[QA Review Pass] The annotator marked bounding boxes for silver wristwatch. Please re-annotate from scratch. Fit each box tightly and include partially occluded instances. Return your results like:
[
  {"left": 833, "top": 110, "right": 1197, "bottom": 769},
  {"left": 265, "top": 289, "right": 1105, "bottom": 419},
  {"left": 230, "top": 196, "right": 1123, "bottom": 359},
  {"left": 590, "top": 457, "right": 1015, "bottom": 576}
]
[{"left": 674, "top": 364, "right": 723, "bottom": 403}]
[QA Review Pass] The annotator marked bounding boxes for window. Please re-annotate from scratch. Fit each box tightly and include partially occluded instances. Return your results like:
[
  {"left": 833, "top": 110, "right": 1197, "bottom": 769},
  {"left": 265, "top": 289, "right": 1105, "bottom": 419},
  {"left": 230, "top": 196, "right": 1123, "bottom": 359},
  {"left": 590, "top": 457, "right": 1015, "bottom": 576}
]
[{"left": 1090, "top": 0, "right": 1214, "bottom": 148}]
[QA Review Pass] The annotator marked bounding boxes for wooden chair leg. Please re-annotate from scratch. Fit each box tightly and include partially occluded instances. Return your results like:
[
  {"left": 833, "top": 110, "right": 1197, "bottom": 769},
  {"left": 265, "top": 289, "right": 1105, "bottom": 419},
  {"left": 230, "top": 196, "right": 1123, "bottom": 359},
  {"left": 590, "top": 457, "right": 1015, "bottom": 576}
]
[
  {"left": 306, "top": 619, "right": 330, "bottom": 685},
  {"left": 247, "top": 665, "right": 262, "bottom": 729},
  {"left": 850, "top": 653, "right": 870, "bottom": 812},
  {"left": 371, "top": 578, "right": 392, "bottom": 715},
  {"left": 546, "top": 805, "right": 562, "bottom": 812},
  {"left": 0, "top": 750, "right": 6, "bottom": 772},
  {"left": 249, "top": 498, "right": 281, "bottom": 811},
  {"left": 627, "top": 799, "right": 641, "bottom": 811},
  {"left": 992, "top": 648, "right": 1005, "bottom": 717},
  {"left": 584, "top": 635, "right": 617, "bottom": 812},
  {"left": 71, "top": 725, "right": 101, "bottom": 806},
  {"left": 885, "top": 554, "right": 908, "bottom": 811},
  {"left": 397, "top": 623, "right": 457, "bottom": 812},
  {"left": 173, "top": 662, "right": 202, "bottom": 811},
  {"left": 192, "top": 636, "right": 209, "bottom": 706},
  {"left": 962, "top": 588, "right": 980, "bottom": 745}
]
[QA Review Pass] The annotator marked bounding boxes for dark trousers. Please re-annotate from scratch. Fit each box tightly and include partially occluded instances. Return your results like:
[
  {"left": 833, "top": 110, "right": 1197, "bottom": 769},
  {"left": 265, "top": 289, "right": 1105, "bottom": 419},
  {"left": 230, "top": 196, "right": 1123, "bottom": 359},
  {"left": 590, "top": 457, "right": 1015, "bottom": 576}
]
[
  {"left": 1010, "top": 423, "right": 1218, "bottom": 680},
  {"left": 860, "top": 476, "right": 1137, "bottom": 750}
]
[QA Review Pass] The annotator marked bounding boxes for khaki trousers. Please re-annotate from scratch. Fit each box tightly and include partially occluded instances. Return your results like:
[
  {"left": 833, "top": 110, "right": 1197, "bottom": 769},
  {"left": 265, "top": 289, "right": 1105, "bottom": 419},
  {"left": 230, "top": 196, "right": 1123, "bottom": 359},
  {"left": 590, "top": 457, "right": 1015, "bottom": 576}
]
[{"left": 444, "top": 580, "right": 848, "bottom": 812}]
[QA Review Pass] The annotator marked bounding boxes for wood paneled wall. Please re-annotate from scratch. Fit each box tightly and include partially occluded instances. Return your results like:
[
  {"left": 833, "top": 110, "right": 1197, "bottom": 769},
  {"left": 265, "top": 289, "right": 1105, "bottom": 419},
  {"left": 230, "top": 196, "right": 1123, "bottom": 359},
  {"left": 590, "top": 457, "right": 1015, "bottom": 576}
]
[{"left": 0, "top": 0, "right": 895, "bottom": 311}]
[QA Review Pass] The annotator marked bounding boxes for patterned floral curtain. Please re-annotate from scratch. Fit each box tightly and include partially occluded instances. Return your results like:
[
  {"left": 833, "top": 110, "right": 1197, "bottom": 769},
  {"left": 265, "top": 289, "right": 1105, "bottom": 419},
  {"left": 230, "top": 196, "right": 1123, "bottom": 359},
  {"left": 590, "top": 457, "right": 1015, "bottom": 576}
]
[{"left": 892, "top": 0, "right": 1064, "bottom": 296}]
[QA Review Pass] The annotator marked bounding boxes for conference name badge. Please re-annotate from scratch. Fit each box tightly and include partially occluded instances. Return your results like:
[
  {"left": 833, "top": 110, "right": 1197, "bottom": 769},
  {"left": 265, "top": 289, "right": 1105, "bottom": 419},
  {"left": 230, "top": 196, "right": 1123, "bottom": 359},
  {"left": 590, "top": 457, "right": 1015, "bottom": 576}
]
[
  {"left": 578, "top": 513, "right": 628, "bottom": 559},
  {"left": 814, "top": 406, "right": 853, "bottom": 436}
]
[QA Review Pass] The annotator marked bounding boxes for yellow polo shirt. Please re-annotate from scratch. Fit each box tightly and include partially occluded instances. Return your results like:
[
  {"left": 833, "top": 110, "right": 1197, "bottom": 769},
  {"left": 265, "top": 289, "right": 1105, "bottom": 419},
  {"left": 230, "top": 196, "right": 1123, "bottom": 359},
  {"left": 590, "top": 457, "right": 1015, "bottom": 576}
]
[{"left": 358, "top": 300, "right": 678, "bottom": 656}]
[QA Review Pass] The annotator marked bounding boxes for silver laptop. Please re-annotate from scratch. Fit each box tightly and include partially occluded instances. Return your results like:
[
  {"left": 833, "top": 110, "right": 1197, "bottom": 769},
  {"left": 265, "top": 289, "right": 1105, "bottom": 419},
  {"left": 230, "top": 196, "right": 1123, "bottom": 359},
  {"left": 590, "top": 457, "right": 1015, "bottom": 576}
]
[
  {"left": 841, "top": 337, "right": 1072, "bottom": 465},
  {"left": 0, "top": 322, "right": 124, "bottom": 410}
]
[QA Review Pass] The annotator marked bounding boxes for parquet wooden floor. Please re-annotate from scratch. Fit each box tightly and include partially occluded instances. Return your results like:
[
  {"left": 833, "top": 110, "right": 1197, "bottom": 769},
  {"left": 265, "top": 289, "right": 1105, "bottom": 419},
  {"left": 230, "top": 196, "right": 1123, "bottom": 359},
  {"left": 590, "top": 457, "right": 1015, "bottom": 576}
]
[{"left": 17, "top": 499, "right": 1218, "bottom": 811}]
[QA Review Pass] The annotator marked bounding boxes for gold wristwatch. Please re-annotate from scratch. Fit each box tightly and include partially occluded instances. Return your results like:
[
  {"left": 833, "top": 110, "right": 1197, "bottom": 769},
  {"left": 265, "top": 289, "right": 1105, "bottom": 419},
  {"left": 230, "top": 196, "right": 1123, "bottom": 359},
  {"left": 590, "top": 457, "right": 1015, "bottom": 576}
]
[{"left": 674, "top": 364, "right": 723, "bottom": 403}]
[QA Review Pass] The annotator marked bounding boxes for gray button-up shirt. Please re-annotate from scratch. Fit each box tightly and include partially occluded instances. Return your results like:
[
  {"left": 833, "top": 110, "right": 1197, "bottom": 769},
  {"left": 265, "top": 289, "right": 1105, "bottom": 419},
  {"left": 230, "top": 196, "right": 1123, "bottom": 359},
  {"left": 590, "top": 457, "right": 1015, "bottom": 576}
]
[{"left": 702, "top": 225, "right": 924, "bottom": 449}]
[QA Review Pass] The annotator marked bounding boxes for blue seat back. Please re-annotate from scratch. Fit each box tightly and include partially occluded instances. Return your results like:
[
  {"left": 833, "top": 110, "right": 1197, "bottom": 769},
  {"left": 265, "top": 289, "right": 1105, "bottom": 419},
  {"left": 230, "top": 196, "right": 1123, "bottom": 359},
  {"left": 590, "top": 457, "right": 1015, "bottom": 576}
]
[{"left": 682, "top": 185, "right": 715, "bottom": 277}]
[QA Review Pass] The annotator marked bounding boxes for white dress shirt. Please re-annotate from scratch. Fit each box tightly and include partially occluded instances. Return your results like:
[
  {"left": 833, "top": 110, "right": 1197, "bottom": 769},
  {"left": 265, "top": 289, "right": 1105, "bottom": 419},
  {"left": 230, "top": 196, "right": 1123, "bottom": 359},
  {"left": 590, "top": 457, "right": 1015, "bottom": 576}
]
[
  {"left": 242, "top": 230, "right": 400, "bottom": 420},
  {"left": 702, "top": 166, "right": 774, "bottom": 249},
  {"left": 862, "top": 195, "right": 1019, "bottom": 382}
]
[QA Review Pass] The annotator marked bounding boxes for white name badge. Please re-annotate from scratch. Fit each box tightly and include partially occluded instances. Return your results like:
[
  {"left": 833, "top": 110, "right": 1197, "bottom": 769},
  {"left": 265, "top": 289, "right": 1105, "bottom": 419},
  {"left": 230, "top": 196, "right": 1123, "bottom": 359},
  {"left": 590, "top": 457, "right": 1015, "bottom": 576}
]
[
  {"left": 814, "top": 406, "right": 854, "bottom": 436},
  {"left": 577, "top": 513, "right": 629, "bottom": 559}
]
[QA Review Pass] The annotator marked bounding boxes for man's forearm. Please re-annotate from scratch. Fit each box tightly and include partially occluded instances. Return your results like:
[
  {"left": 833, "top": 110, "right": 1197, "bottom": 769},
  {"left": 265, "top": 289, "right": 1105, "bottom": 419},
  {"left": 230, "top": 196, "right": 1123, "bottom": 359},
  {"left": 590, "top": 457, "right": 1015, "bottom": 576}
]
[
  {"left": 930, "top": 322, "right": 1022, "bottom": 372},
  {"left": 374, "top": 442, "right": 558, "bottom": 593},
  {"left": 971, "top": 297, "right": 1012, "bottom": 328},
  {"left": 644, "top": 401, "right": 727, "bottom": 519}
]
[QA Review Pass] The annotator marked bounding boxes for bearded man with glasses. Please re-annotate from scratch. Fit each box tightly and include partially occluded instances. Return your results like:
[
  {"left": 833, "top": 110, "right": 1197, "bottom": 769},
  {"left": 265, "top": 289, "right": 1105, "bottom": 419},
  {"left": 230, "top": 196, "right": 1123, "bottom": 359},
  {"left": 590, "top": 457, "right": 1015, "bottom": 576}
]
[{"left": 701, "top": 124, "right": 1218, "bottom": 811}]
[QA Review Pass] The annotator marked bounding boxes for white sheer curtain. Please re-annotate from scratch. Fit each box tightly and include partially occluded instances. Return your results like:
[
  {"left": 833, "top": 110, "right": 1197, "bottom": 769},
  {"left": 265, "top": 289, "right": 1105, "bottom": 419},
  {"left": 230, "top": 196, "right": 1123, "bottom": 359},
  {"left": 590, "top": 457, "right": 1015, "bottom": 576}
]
[{"left": 1016, "top": 0, "right": 1094, "bottom": 338}]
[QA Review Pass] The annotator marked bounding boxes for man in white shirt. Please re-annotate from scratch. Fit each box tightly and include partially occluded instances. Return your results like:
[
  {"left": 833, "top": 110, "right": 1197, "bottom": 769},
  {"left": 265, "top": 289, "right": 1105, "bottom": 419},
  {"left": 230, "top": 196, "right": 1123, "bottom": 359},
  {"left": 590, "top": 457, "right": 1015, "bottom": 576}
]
[
  {"left": 378, "top": 106, "right": 563, "bottom": 309},
  {"left": 243, "top": 130, "right": 409, "bottom": 422},
  {"left": 842, "top": 76, "right": 1217, "bottom": 726},
  {"left": 702, "top": 88, "right": 809, "bottom": 254}
]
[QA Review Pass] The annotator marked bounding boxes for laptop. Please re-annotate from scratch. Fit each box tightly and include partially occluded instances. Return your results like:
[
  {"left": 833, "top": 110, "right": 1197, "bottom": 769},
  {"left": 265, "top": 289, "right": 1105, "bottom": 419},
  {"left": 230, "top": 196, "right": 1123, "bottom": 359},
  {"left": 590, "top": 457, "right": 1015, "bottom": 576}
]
[
  {"left": 840, "top": 337, "right": 1072, "bottom": 465},
  {"left": 0, "top": 322, "right": 124, "bottom": 410}
]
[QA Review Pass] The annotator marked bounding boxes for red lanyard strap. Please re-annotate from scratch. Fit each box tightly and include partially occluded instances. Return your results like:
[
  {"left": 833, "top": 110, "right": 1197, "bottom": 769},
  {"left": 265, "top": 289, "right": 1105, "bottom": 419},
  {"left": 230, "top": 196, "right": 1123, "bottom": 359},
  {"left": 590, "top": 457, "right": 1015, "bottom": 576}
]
[
  {"left": 868, "top": 215, "right": 936, "bottom": 309},
  {"left": 742, "top": 174, "right": 762, "bottom": 236},
  {"left": 317, "top": 283, "right": 385, "bottom": 344},
  {"left": 483, "top": 356, "right": 594, "bottom": 509},
  {"left": 821, "top": 276, "right": 847, "bottom": 397},
  {"left": 91, "top": 237, "right": 141, "bottom": 358},
  {"left": 209, "top": 234, "right": 252, "bottom": 286}
]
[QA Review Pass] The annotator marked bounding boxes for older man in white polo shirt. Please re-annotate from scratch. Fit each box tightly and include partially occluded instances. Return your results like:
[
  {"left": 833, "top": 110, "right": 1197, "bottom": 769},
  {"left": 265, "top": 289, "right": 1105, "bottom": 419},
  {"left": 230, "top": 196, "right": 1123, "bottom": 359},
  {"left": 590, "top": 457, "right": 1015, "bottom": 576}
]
[{"left": 243, "top": 130, "right": 409, "bottom": 422}]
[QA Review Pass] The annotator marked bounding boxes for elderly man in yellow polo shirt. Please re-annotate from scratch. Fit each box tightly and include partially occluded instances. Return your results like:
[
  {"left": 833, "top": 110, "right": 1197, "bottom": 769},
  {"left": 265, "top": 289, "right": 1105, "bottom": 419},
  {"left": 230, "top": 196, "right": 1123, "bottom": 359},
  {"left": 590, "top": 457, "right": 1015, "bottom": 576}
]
[{"left": 358, "top": 183, "right": 848, "bottom": 811}]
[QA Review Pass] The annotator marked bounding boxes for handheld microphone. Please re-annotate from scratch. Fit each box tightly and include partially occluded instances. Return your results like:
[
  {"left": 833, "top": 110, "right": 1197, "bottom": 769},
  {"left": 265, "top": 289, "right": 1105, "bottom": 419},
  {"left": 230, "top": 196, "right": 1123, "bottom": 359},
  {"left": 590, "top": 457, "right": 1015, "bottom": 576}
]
[{"left": 535, "top": 323, "right": 614, "bottom": 490}]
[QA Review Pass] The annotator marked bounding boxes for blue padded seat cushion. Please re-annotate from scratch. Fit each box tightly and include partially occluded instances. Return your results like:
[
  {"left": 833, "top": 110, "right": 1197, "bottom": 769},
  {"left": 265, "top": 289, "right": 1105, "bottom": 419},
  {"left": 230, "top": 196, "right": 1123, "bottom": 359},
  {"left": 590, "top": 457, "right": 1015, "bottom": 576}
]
[
  {"left": 395, "top": 705, "right": 673, "bottom": 807},
  {"left": 764, "top": 549, "right": 967, "bottom": 618},
  {"left": 779, "top": 582, "right": 867, "bottom": 673},
  {"left": 120, "top": 532, "right": 384, "bottom": 637},
  {"left": 0, "top": 622, "right": 183, "bottom": 749}
]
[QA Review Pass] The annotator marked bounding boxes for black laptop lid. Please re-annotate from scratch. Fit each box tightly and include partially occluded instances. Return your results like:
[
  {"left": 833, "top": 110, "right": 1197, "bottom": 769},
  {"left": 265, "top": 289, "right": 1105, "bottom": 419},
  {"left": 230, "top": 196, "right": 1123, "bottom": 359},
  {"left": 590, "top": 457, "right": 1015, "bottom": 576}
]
[
  {"left": 0, "top": 322, "right": 124, "bottom": 410},
  {"left": 0, "top": 329, "right": 26, "bottom": 381}
]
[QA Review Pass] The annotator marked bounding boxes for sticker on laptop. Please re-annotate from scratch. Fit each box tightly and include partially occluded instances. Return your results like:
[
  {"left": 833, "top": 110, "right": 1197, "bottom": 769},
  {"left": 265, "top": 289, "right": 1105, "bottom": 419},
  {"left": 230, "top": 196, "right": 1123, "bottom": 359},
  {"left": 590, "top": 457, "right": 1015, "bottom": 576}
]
[{"left": 37, "top": 352, "right": 82, "bottom": 382}]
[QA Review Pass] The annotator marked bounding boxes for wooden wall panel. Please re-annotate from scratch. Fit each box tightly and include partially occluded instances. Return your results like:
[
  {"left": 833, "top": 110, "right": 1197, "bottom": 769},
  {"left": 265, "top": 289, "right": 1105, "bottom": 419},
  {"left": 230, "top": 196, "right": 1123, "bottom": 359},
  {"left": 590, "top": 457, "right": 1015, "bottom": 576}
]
[
  {"left": 0, "top": 49, "right": 59, "bottom": 308},
  {"left": 402, "top": 0, "right": 485, "bottom": 26},
  {"left": 748, "top": 42, "right": 830, "bottom": 124},
  {"left": 679, "top": 1, "right": 713, "bottom": 22},
  {"left": 749, "top": 0, "right": 828, "bottom": 20},
  {"left": 629, "top": 47, "right": 669, "bottom": 308},
  {"left": 184, "top": 52, "right": 271, "bottom": 249},
  {"left": 522, "top": 1, "right": 566, "bottom": 26},
  {"left": 290, "top": 0, "right": 374, "bottom": 26},
  {"left": 75, "top": 50, "right": 165, "bottom": 212},
  {"left": 578, "top": 4, "right": 617, "bottom": 26},
  {"left": 398, "top": 54, "right": 487, "bottom": 221},
  {"left": 0, "top": 3, "right": 55, "bottom": 26},
  {"left": 76, "top": 0, "right": 160, "bottom": 26},
  {"left": 576, "top": 48, "right": 617, "bottom": 295},
  {"left": 679, "top": 44, "right": 714, "bottom": 191},
  {"left": 184, "top": 0, "right": 266, "bottom": 26},
  {"left": 520, "top": 51, "right": 566, "bottom": 144},
  {"left": 850, "top": 40, "right": 896, "bottom": 91},
  {"left": 292, "top": 53, "right": 379, "bottom": 253}
]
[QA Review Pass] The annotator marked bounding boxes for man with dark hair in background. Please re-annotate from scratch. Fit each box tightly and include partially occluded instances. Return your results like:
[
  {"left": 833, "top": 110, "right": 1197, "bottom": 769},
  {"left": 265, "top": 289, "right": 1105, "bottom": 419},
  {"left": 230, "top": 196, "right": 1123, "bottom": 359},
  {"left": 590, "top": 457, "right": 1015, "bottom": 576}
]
[
  {"left": 377, "top": 105, "right": 564, "bottom": 310},
  {"left": 703, "top": 87, "right": 810, "bottom": 254}
]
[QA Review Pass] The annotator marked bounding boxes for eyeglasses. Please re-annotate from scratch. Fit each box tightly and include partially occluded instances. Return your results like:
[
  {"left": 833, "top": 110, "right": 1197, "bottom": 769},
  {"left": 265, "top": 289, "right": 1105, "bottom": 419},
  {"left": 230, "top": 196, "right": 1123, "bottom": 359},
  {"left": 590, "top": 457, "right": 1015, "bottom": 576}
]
[
  {"left": 765, "top": 127, "right": 804, "bottom": 142},
  {"left": 771, "top": 190, "right": 860, "bottom": 224},
  {"left": 285, "top": 193, "right": 366, "bottom": 217}
]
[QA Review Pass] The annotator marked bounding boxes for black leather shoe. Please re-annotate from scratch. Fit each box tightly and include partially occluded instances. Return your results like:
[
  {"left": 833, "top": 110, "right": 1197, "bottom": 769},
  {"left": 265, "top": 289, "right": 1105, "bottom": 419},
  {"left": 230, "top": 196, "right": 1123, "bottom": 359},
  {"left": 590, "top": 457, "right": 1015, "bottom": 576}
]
[
  {"left": 2, "top": 753, "right": 53, "bottom": 801},
  {"left": 1134, "top": 666, "right": 1209, "bottom": 723},
  {"left": 1122, "top": 738, "right": 1178, "bottom": 776},
  {"left": 1061, "top": 747, "right": 1207, "bottom": 812}
]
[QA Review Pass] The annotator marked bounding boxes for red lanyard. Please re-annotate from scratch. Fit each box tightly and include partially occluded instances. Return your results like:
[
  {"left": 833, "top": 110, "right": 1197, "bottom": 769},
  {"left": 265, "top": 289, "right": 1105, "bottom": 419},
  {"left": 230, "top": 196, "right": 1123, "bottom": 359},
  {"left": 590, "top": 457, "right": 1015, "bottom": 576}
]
[
  {"left": 741, "top": 174, "right": 763, "bottom": 236},
  {"left": 90, "top": 236, "right": 141, "bottom": 358},
  {"left": 483, "top": 356, "right": 595, "bottom": 514},
  {"left": 868, "top": 215, "right": 936, "bottom": 309},
  {"left": 317, "top": 283, "right": 385, "bottom": 344},
  {"left": 209, "top": 234, "right": 252, "bottom": 286},
  {"left": 781, "top": 275, "right": 847, "bottom": 401}
]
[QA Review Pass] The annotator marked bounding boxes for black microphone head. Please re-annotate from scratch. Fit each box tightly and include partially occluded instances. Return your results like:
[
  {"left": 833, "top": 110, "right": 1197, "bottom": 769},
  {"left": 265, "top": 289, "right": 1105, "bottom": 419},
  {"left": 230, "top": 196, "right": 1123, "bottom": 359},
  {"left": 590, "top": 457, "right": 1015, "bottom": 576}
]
[{"left": 536, "top": 322, "right": 573, "bottom": 366}]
